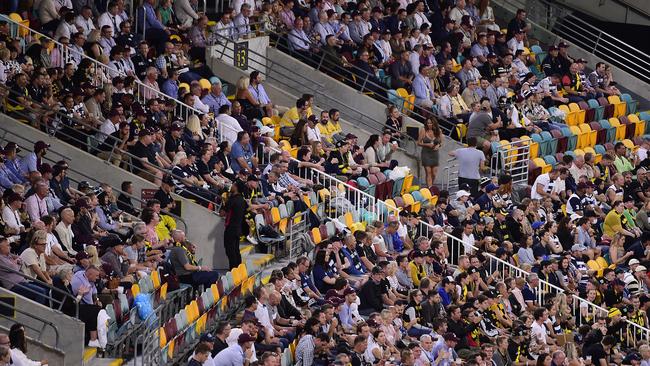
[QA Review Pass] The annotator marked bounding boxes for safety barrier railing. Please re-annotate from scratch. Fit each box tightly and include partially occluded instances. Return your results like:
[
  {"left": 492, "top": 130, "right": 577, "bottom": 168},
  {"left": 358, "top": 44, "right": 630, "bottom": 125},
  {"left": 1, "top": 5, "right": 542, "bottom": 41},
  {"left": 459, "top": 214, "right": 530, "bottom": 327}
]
[
  {"left": 210, "top": 21, "right": 270, "bottom": 40},
  {"left": 0, "top": 125, "right": 189, "bottom": 234},
  {"left": 133, "top": 306, "right": 162, "bottom": 366},
  {"left": 490, "top": 140, "right": 530, "bottom": 186},
  {"left": 0, "top": 300, "right": 61, "bottom": 350},
  {"left": 0, "top": 84, "right": 216, "bottom": 211},
  {"left": 0, "top": 262, "right": 79, "bottom": 318},
  {"left": 441, "top": 157, "right": 460, "bottom": 194},
  {"left": 209, "top": 31, "right": 421, "bottom": 153},
  {"left": 2, "top": 15, "right": 214, "bottom": 125},
  {"left": 492, "top": 0, "right": 650, "bottom": 85}
]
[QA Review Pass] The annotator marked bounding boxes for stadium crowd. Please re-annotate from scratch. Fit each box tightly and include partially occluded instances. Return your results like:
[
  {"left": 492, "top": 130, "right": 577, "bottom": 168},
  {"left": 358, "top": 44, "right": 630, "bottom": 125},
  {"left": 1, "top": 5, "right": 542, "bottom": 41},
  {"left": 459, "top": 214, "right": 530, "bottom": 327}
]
[{"left": 0, "top": 0, "right": 650, "bottom": 365}]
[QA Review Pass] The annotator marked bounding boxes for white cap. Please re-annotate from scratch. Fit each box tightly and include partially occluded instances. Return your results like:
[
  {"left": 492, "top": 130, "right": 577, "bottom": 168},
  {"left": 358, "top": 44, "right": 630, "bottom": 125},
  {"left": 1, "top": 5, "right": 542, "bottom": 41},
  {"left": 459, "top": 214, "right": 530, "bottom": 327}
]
[
  {"left": 455, "top": 190, "right": 471, "bottom": 199},
  {"left": 629, "top": 259, "right": 640, "bottom": 266},
  {"left": 260, "top": 125, "right": 274, "bottom": 136},
  {"left": 635, "top": 265, "right": 647, "bottom": 273},
  {"left": 569, "top": 213, "right": 583, "bottom": 221}
]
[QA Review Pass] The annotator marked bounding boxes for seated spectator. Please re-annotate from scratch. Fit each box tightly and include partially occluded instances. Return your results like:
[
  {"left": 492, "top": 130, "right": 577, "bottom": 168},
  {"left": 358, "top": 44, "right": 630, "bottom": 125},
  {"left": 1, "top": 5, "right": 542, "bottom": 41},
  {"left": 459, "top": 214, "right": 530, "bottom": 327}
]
[
  {"left": 168, "top": 229, "right": 219, "bottom": 288},
  {"left": 8, "top": 324, "right": 48, "bottom": 366}
]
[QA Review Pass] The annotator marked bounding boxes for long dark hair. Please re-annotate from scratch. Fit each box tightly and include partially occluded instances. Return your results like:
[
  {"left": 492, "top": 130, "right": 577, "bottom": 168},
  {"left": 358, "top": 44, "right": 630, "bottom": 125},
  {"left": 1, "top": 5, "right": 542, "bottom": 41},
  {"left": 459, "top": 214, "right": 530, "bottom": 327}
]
[
  {"left": 364, "top": 134, "right": 380, "bottom": 151},
  {"left": 314, "top": 249, "right": 328, "bottom": 266},
  {"left": 424, "top": 117, "right": 442, "bottom": 137},
  {"left": 9, "top": 323, "right": 27, "bottom": 353}
]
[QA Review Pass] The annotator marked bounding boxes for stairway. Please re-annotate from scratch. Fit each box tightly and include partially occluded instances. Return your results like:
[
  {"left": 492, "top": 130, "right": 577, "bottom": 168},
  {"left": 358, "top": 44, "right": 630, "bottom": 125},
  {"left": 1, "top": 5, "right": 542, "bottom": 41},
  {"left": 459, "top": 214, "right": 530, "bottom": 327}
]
[{"left": 84, "top": 347, "right": 124, "bottom": 366}]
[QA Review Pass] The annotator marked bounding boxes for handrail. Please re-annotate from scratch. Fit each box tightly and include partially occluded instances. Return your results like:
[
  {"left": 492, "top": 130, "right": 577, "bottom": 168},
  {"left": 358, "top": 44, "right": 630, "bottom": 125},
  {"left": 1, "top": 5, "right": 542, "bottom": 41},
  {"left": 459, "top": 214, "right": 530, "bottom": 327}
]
[
  {"left": 0, "top": 300, "right": 61, "bottom": 349},
  {"left": 0, "top": 84, "right": 216, "bottom": 211},
  {"left": 1, "top": 15, "right": 216, "bottom": 126},
  {"left": 0, "top": 261, "right": 79, "bottom": 318},
  {"left": 260, "top": 29, "right": 458, "bottom": 134},
  {"left": 491, "top": 0, "right": 650, "bottom": 84},
  {"left": 208, "top": 31, "right": 422, "bottom": 152},
  {"left": 0, "top": 125, "right": 190, "bottom": 234}
]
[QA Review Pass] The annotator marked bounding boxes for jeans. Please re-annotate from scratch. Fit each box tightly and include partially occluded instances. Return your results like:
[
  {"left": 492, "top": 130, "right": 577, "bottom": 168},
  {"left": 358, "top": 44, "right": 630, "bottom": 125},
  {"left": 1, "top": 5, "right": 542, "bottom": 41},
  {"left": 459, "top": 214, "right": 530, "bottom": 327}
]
[
  {"left": 11, "top": 282, "right": 49, "bottom": 305},
  {"left": 407, "top": 325, "right": 433, "bottom": 337}
]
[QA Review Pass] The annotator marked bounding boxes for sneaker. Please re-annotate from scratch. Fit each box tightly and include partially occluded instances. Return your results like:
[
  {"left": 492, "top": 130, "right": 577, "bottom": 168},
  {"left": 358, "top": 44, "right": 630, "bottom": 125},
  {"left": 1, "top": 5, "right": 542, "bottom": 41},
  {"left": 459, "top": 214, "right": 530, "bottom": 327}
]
[
  {"left": 246, "top": 234, "right": 258, "bottom": 245},
  {"left": 87, "top": 340, "right": 101, "bottom": 348}
]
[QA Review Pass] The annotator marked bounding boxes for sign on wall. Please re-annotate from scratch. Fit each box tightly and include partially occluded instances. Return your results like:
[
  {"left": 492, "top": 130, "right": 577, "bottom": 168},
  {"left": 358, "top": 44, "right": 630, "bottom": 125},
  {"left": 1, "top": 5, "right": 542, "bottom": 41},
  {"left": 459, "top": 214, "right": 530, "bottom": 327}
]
[{"left": 234, "top": 42, "right": 249, "bottom": 70}]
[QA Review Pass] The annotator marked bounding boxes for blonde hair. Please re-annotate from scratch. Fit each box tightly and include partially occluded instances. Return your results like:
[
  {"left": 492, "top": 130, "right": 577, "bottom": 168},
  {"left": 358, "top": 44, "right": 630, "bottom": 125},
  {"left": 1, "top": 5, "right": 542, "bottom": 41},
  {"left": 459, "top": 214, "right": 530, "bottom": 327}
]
[
  {"left": 0, "top": 48, "right": 9, "bottom": 61},
  {"left": 30, "top": 230, "right": 47, "bottom": 247},
  {"left": 87, "top": 30, "right": 101, "bottom": 43},
  {"left": 85, "top": 245, "right": 102, "bottom": 267},
  {"left": 173, "top": 151, "right": 188, "bottom": 166},
  {"left": 236, "top": 76, "right": 250, "bottom": 91},
  {"left": 186, "top": 114, "right": 205, "bottom": 139}
]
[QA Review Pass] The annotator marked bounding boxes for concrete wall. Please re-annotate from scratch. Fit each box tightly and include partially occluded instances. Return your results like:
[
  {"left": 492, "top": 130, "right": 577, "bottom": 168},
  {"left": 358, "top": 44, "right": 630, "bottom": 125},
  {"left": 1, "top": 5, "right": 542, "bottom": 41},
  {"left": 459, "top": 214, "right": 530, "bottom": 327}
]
[
  {"left": 492, "top": 1, "right": 650, "bottom": 101},
  {"left": 554, "top": 0, "right": 650, "bottom": 26},
  {"left": 0, "top": 287, "right": 79, "bottom": 365},
  {"left": 209, "top": 36, "right": 270, "bottom": 75},
  {"left": 0, "top": 116, "right": 227, "bottom": 271}
]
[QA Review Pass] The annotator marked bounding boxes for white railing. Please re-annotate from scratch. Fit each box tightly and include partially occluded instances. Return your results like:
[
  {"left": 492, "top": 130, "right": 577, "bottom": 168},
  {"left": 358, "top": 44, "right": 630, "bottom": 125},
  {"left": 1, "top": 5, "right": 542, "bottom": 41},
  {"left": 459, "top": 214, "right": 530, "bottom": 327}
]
[{"left": 490, "top": 140, "right": 530, "bottom": 186}]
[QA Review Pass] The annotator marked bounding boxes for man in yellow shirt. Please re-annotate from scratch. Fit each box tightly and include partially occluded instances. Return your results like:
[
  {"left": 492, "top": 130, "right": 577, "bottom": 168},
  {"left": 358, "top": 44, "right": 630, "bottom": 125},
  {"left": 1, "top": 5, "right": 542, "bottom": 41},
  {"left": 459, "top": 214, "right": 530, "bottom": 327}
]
[
  {"left": 604, "top": 200, "right": 637, "bottom": 239},
  {"left": 316, "top": 110, "right": 333, "bottom": 144},
  {"left": 280, "top": 96, "right": 311, "bottom": 137}
]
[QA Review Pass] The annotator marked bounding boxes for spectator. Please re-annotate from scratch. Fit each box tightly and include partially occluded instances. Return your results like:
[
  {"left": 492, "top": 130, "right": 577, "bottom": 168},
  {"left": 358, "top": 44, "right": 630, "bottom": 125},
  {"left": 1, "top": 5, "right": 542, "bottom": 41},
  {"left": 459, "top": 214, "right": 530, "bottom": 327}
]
[
  {"left": 8, "top": 324, "right": 48, "bottom": 366},
  {"left": 168, "top": 229, "right": 219, "bottom": 287}
]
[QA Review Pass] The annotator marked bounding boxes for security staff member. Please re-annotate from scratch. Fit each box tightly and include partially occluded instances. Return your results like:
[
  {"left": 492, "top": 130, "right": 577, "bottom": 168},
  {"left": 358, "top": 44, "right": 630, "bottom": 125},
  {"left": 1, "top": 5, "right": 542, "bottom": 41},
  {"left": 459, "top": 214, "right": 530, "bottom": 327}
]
[{"left": 541, "top": 45, "right": 563, "bottom": 77}]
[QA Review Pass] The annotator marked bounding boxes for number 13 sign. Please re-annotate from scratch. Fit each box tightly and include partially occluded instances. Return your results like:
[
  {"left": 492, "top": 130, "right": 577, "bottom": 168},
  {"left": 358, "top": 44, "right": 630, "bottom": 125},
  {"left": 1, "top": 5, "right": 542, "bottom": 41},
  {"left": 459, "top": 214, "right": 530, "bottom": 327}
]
[{"left": 234, "top": 42, "right": 249, "bottom": 71}]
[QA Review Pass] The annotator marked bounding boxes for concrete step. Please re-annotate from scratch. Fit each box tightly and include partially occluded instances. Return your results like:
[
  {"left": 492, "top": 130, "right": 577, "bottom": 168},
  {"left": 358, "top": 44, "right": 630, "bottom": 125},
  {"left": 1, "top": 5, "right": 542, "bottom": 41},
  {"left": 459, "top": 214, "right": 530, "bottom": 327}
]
[
  {"left": 83, "top": 347, "right": 123, "bottom": 366},
  {"left": 239, "top": 244, "right": 254, "bottom": 256}
]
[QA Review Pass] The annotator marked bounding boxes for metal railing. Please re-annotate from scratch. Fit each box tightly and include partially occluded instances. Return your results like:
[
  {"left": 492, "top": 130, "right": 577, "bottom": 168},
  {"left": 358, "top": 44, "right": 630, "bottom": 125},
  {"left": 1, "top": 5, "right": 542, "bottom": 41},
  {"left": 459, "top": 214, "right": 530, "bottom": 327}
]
[
  {"left": 262, "top": 30, "right": 460, "bottom": 134},
  {"left": 0, "top": 262, "right": 79, "bottom": 318},
  {"left": 1, "top": 15, "right": 212, "bottom": 124},
  {"left": 0, "top": 300, "right": 61, "bottom": 350},
  {"left": 0, "top": 125, "right": 189, "bottom": 234},
  {"left": 441, "top": 157, "right": 460, "bottom": 193},
  {"left": 0, "top": 84, "right": 216, "bottom": 211},
  {"left": 209, "top": 31, "right": 422, "bottom": 153},
  {"left": 490, "top": 140, "right": 530, "bottom": 186},
  {"left": 492, "top": 0, "right": 650, "bottom": 85}
]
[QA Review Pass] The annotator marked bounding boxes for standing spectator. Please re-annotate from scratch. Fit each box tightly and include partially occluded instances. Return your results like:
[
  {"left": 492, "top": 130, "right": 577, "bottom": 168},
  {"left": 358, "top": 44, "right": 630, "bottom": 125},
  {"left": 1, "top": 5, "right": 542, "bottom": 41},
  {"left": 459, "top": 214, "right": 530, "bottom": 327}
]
[
  {"left": 70, "top": 265, "right": 102, "bottom": 347},
  {"left": 222, "top": 182, "right": 248, "bottom": 269},
  {"left": 418, "top": 118, "right": 443, "bottom": 188},
  {"left": 449, "top": 137, "right": 486, "bottom": 196}
]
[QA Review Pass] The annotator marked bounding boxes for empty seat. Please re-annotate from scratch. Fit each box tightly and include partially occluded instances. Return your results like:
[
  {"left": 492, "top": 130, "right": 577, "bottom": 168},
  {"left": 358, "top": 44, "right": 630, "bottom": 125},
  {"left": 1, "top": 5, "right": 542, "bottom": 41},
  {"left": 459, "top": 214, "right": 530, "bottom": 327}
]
[
  {"left": 627, "top": 114, "right": 646, "bottom": 137},
  {"left": 579, "top": 123, "right": 597, "bottom": 147},
  {"left": 599, "top": 97, "right": 615, "bottom": 119},
  {"left": 578, "top": 101, "right": 595, "bottom": 122},
  {"left": 569, "top": 103, "right": 586, "bottom": 125},
  {"left": 559, "top": 104, "right": 577, "bottom": 126},
  {"left": 608, "top": 95, "right": 627, "bottom": 117},
  {"left": 588, "top": 99, "right": 604, "bottom": 121},
  {"left": 620, "top": 93, "right": 638, "bottom": 114},
  {"left": 608, "top": 117, "right": 626, "bottom": 141},
  {"left": 590, "top": 121, "right": 606, "bottom": 145}
]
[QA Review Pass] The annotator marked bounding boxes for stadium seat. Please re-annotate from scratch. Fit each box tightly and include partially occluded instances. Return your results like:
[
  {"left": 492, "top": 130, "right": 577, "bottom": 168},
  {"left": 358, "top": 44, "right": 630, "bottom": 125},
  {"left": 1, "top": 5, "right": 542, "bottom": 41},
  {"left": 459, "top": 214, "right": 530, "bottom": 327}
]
[
  {"left": 588, "top": 99, "right": 604, "bottom": 121},
  {"left": 590, "top": 121, "right": 606, "bottom": 145},
  {"left": 543, "top": 155, "right": 557, "bottom": 168},
  {"left": 562, "top": 127, "right": 577, "bottom": 152},
  {"left": 540, "top": 131, "right": 557, "bottom": 156},
  {"left": 599, "top": 97, "right": 615, "bottom": 119},
  {"left": 627, "top": 114, "right": 646, "bottom": 137},
  {"left": 608, "top": 95, "right": 627, "bottom": 117},
  {"left": 550, "top": 129, "right": 566, "bottom": 153},
  {"left": 618, "top": 115, "right": 635, "bottom": 140},
  {"left": 579, "top": 123, "right": 597, "bottom": 147},
  {"left": 519, "top": 135, "right": 538, "bottom": 158},
  {"left": 583, "top": 146, "right": 601, "bottom": 164},
  {"left": 620, "top": 93, "right": 638, "bottom": 114},
  {"left": 528, "top": 159, "right": 541, "bottom": 185},
  {"left": 641, "top": 112, "right": 650, "bottom": 134},
  {"left": 569, "top": 103, "right": 586, "bottom": 125},
  {"left": 533, "top": 157, "right": 551, "bottom": 173},
  {"left": 559, "top": 104, "right": 577, "bottom": 126},
  {"left": 578, "top": 101, "right": 595, "bottom": 122},
  {"left": 570, "top": 125, "right": 586, "bottom": 149},
  {"left": 608, "top": 117, "right": 626, "bottom": 141}
]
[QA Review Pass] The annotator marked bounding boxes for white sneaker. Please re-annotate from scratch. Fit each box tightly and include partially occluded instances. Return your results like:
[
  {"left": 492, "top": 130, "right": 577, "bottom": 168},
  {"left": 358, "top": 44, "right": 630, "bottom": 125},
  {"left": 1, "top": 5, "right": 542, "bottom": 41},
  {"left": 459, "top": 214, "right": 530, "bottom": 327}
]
[
  {"left": 87, "top": 340, "right": 101, "bottom": 348},
  {"left": 246, "top": 235, "right": 258, "bottom": 245}
]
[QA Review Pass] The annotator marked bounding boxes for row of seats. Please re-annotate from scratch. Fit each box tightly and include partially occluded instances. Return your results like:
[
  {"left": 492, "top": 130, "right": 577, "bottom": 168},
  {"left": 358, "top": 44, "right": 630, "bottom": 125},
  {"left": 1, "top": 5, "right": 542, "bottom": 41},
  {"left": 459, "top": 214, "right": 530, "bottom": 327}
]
[
  {"left": 159, "top": 262, "right": 264, "bottom": 364},
  {"left": 555, "top": 95, "right": 638, "bottom": 126}
]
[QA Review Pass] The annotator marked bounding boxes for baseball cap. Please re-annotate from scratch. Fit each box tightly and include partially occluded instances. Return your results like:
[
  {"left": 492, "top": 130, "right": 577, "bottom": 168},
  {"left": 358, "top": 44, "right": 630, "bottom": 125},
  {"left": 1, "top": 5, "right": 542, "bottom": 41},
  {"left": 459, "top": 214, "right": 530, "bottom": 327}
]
[
  {"left": 343, "top": 287, "right": 356, "bottom": 296},
  {"left": 442, "top": 276, "right": 455, "bottom": 285},
  {"left": 200, "top": 333, "right": 215, "bottom": 343},
  {"left": 78, "top": 181, "right": 93, "bottom": 190},
  {"left": 455, "top": 190, "right": 471, "bottom": 199},
  {"left": 443, "top": 332, "right": 459, "bottom": 342},
  {"left": 635, "top": 265, "right": 647, "bottom": 273},
  {"left": 170, "top": 123, "right": 183, "bottom": 132},
  {"left": 558, "top": 41, "right": 569, "bottom": 48},
  {"left": 486, "top": 52, "right": 497, "bottom": 58},
  {"left": 531, "top": 221, "right": 544, "bottom": 230},
  {"left": 485, "top": 183, "right": 498, "bottom": 193},
  {"left": 238, "top": 333, "right": 256, "bottom": 343},
  {"left": 345, "top": 133, "right": 358, "bottom": 140},
  {"left": 138, "top": 128, "right": 153, "bottom": 138},
  {"left": 548, "top": 45, "right": 558, "bottom": 51},
  {"left": 608, "top": 307, "right": 622, "bottom": 318},
  {"left": 629, "top": 259, "right": 640, "bottom": 266},
  {"left": 34, "top": 141, "right": 50, "bottom": 152},
  {"left": 467, "top": 266, "right": 479, "bottom": 274},
  {"left": 3, "top": 142, "right": 19, "bottom": 154}
]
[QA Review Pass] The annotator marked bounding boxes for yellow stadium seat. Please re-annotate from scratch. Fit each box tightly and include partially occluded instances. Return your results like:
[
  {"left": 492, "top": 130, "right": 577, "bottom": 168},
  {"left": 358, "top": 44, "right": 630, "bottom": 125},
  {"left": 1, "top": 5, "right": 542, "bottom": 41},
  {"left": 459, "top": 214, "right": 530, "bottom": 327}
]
[
  {"left": 608, "top": 118, "right": 626, "bottom": 141},
  {"left": 578, "top": 123, "right": 596, "bottom": 147},
  {"left": 178, "top": 83, "right": 190, "bottom": 93},
  {"left": 419, "top": 188, "right": 434, "bottom": 204},
  {"left": 569, "top": 126, "right": 585, "bottom": 149},
  {"left": 384, "top": 199, "right": 399, "bottom": 215},
  {"left": 519, "top": 135, "right": 538, "bottom": 158},
  {"left": 627, "top": 114, "right": 646, "bottom": 137},
  {"left": 168, "top": 340, "right": 174, "bottom": 359},
  {"left": 608, "top": 95, "right": 627, "bottom": 117},
  {"left": 271, "top": 207, "right": 281, "bottom": 224},
  {"left": 622, "top": 139, "right": 636, "bottom": 151},
  {"left": 401, "top": 174, "right": 414, "bottom": 195},
  {"left": 311, "top": 227, "right": 322, "bottom": 244},
  {"left": 131, "top": 284, "right": 140, "bottom": 298},
  {"left": 559, "top": 104, "right": 577, "bottom": 126},
  {"left": 343, "top": 212, "right": 354, "bottom": 228},
  {"left": 533, "top": 158, "right": 551, "bottom": 174},
  {"left": 318, "top": 188, "right": 330, "bottom": 201},
  {"left": 151, "top": 270, "right": 161, "bottom": 290},
  {"left": 403, "top": 193, "right": 416, "bottom": 212},
  {"left": 159, "top": 283, "right": 168, "bottom": 300},
  {"left": 395, "top": 88, "right": 410, "bottom": 113},
  {"left": 262, "top": 117, "right": 273, "bottom": 126},
  {"left": 569, "top": 103, "right": 586, "bottom": 125},
  {"left": 159, "top": 327, "right": 167, "bottom": 349},
  {"left": 211, "top": 284, "right": 220, "bottom": 302}
]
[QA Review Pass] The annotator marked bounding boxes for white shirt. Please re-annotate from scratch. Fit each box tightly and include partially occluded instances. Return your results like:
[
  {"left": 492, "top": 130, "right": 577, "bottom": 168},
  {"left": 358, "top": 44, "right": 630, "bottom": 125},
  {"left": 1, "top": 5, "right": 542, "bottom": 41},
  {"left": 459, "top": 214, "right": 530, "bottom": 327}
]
[
  {"left": 192, "top": 95, "right": 210, "bottom": 113},
  {"left": 2, "top": 206, "right": 24, "bottom": 232},
  {"left": 97, "top": 12, "right": 123, "bottom": 32},
  {"left": 99, "top": 120, "right": 118, "bottom": 142},
  {"left": 306, "top": 126, "right": 322, "bottom": 143},
  {"left": 637, "top": 146, "right": 648, "bottom": 161},
  {"left": 225, "top": 328, "right": 258, "bottom": 363},
  {"left": 254, "top": 301, "right": 275, "bottom": 336},
  {"left": 54, "top": 21, "right": 77, "bottom": 41},
  {"left": 216, "top": 113, "right": 244, "bottom": 145},
  {"left": 461, "top": 232, "right": 475, "bottom": 254},
  {"left": 10, "top": 347, "right": 43, "bottom": 366},
  {"left": 45, "top": 232, "right": 62, "bottom": 257},
  {"left": 75, "top": 15, "right": 96, "bottom": 35},
  {"left": 531, "top": 320, "right": 547, "bottom": 345},
  {"left": 531, "top": 173, "right": 552, "bottom": 200}
]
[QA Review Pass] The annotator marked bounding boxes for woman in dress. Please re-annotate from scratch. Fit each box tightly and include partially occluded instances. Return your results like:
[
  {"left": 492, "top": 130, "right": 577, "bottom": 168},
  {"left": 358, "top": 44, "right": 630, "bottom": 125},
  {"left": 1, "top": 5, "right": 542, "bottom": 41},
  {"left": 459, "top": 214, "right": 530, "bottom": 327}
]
[{"left": 417, "top": 117, "right": 442, "bottom": 188}]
